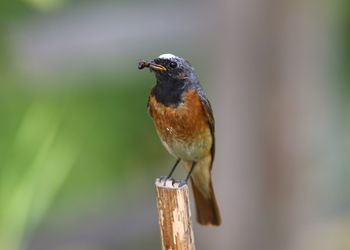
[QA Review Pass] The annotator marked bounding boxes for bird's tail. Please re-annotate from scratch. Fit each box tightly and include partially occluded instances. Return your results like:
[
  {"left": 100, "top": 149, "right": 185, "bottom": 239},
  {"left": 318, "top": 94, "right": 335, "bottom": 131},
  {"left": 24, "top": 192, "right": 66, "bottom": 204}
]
[
  {"left": 187, "top": 156, "right": 221, "bottom": 226},
  {"left": 190, "top": 177, "right": 221, "bottom": 225}
]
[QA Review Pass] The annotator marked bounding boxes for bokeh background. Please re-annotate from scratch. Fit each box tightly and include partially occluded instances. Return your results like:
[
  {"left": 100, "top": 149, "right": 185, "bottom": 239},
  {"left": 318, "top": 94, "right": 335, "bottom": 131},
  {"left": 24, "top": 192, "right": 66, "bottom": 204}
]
[{"left": 1, "top": 0, "right": 350, "bottom": 249}]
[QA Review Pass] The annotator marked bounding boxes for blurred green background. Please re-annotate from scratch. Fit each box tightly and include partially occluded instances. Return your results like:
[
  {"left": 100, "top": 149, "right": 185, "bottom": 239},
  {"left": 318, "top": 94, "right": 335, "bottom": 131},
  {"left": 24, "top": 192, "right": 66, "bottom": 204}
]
[{"left": 1, "top": 0, "right": 350, "bottom": 250}]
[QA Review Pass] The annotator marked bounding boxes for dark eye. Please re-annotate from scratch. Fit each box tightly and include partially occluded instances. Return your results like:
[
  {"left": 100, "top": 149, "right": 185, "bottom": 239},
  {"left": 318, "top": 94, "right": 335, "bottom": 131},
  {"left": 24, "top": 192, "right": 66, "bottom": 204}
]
[{"left": 169, "top": 61, "right": 177, "bottom": 68}]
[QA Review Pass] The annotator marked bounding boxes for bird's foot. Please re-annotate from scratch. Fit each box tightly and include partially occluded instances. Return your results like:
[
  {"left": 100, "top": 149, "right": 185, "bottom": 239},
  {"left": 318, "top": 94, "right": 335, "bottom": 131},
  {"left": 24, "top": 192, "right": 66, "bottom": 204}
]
[
  {"left": 156, "top": 177, "right": 187, "bottom": 188},
  {"left": 159, "top": 176, "right": 174, "bottom": 186},
  {"left": 159, "top": 176, "right": 167, "bottom": 183},
  {"left": 177, "top": 179, "right": 187, "bottom": 187}
]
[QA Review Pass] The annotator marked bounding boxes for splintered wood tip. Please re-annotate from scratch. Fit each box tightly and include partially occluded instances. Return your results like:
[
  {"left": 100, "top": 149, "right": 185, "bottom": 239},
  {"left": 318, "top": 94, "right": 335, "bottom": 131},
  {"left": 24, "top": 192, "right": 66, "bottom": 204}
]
[{"left": 155, "top": 178, "right": 188, "bottom": 189}]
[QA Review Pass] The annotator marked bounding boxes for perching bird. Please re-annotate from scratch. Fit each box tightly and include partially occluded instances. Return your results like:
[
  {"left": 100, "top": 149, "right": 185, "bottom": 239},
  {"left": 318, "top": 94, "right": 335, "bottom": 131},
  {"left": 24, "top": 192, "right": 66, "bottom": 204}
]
[{"left": 138, "top": 53, "right": 221, "bottom": 226}]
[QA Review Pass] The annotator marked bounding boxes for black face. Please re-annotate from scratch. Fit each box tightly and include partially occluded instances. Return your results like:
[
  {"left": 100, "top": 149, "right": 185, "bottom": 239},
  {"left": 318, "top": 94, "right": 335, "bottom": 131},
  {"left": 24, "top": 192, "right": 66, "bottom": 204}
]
[
  {"left": 138, "top": 54, "right": 200, "bottom": 106},
  {"left": 138, "top": 55, "right": 198, "bottom": 83},
  {"left": 152, "top": 56, "right": 193, "bottom": 80}
]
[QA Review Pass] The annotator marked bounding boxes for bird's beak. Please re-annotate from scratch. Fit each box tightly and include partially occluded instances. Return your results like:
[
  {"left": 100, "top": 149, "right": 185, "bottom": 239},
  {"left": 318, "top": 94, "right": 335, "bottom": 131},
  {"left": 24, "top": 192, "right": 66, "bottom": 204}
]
[{"left": 138, "top": 60, "right": 167, "bottom": 71}]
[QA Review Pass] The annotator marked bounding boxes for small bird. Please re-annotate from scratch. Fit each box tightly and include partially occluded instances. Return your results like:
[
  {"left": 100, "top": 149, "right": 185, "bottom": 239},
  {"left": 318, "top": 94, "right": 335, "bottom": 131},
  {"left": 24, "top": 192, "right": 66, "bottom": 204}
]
[{"left": 138, "top": 53, "right": 221, "bottom": 226}]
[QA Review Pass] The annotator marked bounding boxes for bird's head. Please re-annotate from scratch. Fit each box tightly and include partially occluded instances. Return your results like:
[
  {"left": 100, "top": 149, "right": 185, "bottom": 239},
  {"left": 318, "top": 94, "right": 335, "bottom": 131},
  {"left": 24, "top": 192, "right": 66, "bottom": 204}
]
[{"left": 138, "top": 54, "right": 198, "bottom": 83}]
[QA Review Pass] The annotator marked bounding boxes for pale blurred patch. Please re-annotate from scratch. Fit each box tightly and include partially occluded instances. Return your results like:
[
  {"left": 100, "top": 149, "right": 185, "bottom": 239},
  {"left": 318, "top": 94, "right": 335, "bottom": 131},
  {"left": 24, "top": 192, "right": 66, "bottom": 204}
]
[
  {"left": 24, "top": 0, "right": 66, "bottom": 11},
  {"left": 293, "top": 216, "right": 350, "bottom": 250}
]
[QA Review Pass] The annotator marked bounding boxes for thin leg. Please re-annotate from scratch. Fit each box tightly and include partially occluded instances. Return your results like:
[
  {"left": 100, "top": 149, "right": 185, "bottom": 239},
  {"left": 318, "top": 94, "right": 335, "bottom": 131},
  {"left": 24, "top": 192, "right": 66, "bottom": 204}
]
[
  {"left": 185, "top": 161, "right": 196, "bottom": 182},
  {"left": 167, "top": 158, "right": 181, "bottom": 178}
]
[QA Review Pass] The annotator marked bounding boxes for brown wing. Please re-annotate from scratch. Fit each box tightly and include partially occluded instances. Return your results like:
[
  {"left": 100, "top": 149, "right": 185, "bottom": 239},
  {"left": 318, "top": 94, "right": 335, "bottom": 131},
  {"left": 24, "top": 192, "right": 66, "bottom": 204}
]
[
  {"left": 147, "top": 95, "right": 151, "bottom": 116},
  {"left": 198, "top": 91, "right": 215, "bottom": 169}
]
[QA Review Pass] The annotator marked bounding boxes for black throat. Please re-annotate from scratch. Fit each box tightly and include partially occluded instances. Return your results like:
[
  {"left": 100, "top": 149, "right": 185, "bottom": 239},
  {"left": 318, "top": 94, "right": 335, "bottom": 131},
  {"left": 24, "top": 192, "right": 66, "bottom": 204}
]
[{"left": 151, "top": 78, "right": 189, "bottom": 107}]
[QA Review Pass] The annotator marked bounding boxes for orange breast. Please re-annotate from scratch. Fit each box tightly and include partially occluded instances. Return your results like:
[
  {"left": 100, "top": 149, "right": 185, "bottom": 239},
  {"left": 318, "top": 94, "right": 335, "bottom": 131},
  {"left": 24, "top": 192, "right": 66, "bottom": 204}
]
[
  {"left": 149, "top": 89, "right": 207, "bottom": 140},
  {"left": 148, "top": 88, "right": 212, "bottom": 160}
]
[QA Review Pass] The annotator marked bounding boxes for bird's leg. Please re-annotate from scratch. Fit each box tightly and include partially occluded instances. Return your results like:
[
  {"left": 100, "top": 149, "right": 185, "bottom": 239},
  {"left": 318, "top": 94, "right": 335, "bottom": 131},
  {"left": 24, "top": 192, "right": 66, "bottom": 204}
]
[
  {"left": 160, "top": 158, "right": 181, "bottom": 185},
  {"left": 178, "top": 161, "right": 197, "bottom": 187},
  {"left": 185, "top": 161, "right": 197, "bottom": 181},
  {"left": 167, "top": 158, "right": 181, "bottom": 179}
]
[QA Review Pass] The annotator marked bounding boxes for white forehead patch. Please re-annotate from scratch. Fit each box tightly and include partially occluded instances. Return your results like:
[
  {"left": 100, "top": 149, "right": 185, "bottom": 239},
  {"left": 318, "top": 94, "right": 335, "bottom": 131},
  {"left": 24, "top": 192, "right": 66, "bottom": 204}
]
[{"left": 158, "top": 53, "right": 177, "bottom": 60}]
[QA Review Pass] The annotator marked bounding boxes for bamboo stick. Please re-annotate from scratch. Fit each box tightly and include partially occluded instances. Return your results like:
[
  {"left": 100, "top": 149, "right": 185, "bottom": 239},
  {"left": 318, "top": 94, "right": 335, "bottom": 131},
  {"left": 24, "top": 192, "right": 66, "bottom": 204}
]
[{"left": 155, "top": 178, "right": 196, "bottom": 250}]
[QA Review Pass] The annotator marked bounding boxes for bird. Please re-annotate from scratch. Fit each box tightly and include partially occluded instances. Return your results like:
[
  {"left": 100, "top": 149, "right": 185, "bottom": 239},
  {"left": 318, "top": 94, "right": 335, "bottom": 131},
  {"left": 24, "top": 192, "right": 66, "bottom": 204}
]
[{"left": 138, "top": 53, "right": 221, "bottom": 226}]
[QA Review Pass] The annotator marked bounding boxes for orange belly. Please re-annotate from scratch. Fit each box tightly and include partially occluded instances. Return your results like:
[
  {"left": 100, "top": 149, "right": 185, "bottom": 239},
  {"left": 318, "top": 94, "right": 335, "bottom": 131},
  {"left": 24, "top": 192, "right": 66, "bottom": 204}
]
[{"left": 148, "top": 89, "right": 212, "bottom": 161}]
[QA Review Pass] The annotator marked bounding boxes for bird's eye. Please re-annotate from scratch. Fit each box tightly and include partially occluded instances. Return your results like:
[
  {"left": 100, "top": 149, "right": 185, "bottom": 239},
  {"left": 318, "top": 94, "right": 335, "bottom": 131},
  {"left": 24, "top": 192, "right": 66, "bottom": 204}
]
[{"left": 169, "top": 61, "right": 177, "bottom": 68}]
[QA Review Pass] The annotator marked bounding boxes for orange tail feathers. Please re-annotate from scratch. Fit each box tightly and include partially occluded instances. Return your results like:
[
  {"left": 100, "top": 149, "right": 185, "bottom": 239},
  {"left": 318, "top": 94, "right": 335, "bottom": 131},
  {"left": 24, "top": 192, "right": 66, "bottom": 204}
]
[{"left": 190, "top": 178, "right": 221, "bottom": 226}]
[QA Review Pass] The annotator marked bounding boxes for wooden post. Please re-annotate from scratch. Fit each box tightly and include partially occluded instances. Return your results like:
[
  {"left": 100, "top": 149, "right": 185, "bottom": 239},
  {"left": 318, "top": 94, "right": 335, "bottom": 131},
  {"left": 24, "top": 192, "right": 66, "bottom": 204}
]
[{"left": 155, "top": 178, "right": 196, "bottom": 250}]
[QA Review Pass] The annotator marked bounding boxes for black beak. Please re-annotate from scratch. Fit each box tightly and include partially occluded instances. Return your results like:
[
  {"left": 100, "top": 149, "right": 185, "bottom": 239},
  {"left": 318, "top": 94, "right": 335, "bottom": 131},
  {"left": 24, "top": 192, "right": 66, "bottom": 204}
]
[{"left": 138, "top": 60, "right": 167, "bottom": 71}]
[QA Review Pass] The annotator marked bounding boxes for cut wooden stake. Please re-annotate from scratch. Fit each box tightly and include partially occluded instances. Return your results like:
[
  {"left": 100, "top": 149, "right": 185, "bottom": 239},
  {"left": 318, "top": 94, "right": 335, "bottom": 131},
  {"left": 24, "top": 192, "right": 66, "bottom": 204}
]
[{"left": 155, "top": 178, "right": 196, "bottom": 250}]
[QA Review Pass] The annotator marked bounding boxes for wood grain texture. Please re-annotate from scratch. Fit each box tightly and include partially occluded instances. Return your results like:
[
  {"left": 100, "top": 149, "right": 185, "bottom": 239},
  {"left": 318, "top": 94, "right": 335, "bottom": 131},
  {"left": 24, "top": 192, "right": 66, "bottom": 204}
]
[{"left": 155, "top": 178, "right": 196, "bottom": 250}]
